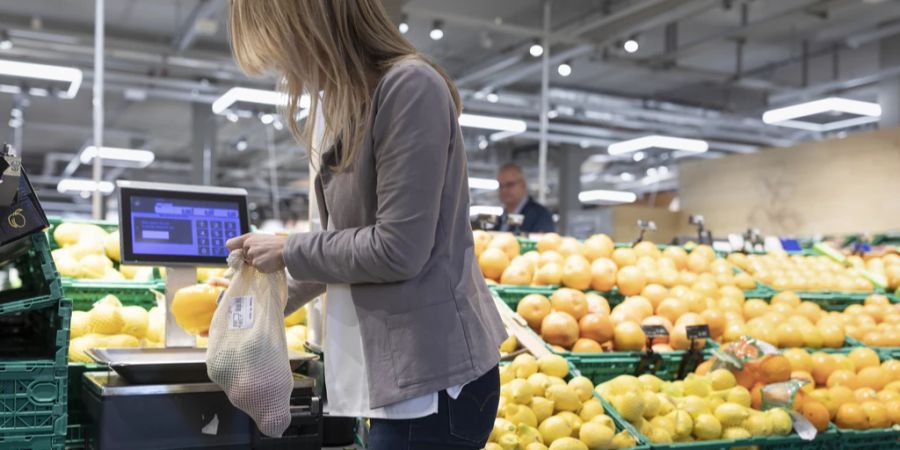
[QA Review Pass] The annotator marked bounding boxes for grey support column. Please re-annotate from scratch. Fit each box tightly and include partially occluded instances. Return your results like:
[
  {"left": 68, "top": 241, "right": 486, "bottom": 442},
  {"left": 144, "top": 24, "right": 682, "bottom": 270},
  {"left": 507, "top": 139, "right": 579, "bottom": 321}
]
[
  {"left": 557, "top": 149, "right": 586, "bottom": 235},
  {"left": 191, "top": 101, "right": 218, "bottom": 185},
  {"left": 879, "top": 32, "right": 900, "bottom": 129}
]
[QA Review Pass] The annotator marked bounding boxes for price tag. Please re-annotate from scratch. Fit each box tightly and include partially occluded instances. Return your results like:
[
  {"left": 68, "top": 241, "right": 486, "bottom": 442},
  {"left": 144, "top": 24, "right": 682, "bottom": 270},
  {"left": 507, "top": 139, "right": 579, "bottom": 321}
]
[
  {"left": 641, "top": 325, "right": 669, "bottom": 338},
  {"left": 228, "top": 296, "right": 254, "bottom": 330},
  {"left": 686, "top": 324, "right": 710, "bottom": 340}
]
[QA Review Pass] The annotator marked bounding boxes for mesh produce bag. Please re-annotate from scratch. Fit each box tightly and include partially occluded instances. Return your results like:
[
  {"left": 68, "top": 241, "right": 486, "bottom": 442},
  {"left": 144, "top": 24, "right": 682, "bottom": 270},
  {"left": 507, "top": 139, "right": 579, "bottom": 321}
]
[{"left": 206, "top": 250, "right": 294, "bottom": 437}]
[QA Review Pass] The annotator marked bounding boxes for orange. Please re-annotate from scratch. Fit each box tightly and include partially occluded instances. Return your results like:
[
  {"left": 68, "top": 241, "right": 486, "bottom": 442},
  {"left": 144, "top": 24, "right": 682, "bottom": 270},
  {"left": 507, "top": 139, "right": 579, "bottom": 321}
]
[
  {"left": 722, "top": 322, "right": 748, "bottom": 343},
  {"left": 488, "top": 233, "right": 520, "bottom": 260},
  {"left": 800, "top": 400, "right": 830, "bottom": 432},
  {"left": 846, "top": 304, "right": 866, "bottom": 316},
  {"left": 783, "top": 348, "right": 813, "bottom": 372},
  {"left": 579, "top": 313, "right": 614, "bottom": 344},
  {"left": 557, "top": 237, "right": 585, "bottom": 258},
  {"left": 832, "top": 354, "right": 856, "bottom": 373},
  {"left": 616, "top": 266, "right": 646, "bottom": 296},
  {"left": 776, "top": 322, "right": 805, "bottom": 348},
  {"left": 760, "top": 355, "right": 792, "bottom": 383},
  {"left": 862, "top": 401, "right": 891, "bottom": 428},
  {"left": 835, "top": 402, "right": 868, "bottom": 429},
  {"left": 550, "top": 288, "right": 589, "bottom": 320},
  {"left": 695, "top": 359, "right": 713, "bottom": 376},
  {"left": 863, "top": 304, "right": 887, "bottom": 323},
  {"left": 772, "top": 291, "right": 801, "bottom": 308},
  {"left": 585, "top": 293, "right": 611, "bottom": 316},
  {"left": 662, "top": 246, "right": 688, "bottom": 270},
  {"left": 589, "top": 258, "right": 618, "bottom": 291},
  {"left": 717, "top": 297, "right": 743, "bottom": 314},
  {"left": 796, "top": 302, "right": 823, "bottom": 324},
  {"left": 609, "top": 306, "right": 641, "bottom": 325},
  {"left": 862, "top": 330, "right": 888, "bottom": 347},
  {"left": 865, "top": 294, "right": 890, "bottom": 306},
  {"left": 802, "top": 326, "right": 824, "bottom": 349},
  {"left": 539, "top": 250, "right": 564, "bottom": 267},
  {"left": 611, "top": 247, "right": 637, "bottom": 268},
  {"left": 478, "top": 247, "right": 509, "bottom": 280},
  {"left": 848, "top": 347, "right": 881, "bottom": 371},
  {"left": 877, "top": 389, "right": 900, "bottom": 403},
  {"left": 659, "top": 268, "right": 680, "bottom": 288},
  {"left": 517, "top": 294, "right": 552, "bottom": 330},
  {"left": 854, "top": 387, "right": 878, "bottom": 403},
  {"left": 613, "top": 321, "right": 646, "bottom": 351},
  {"left": 691, "top": 244, "right": 716, "bottom": 262},
  {"left": 571, "top": 338, "right": 604, "bottom": 353},
  {"left": 691, "top": 279, "right": 718, "bottom": 299},
  {"left": 641, "top": 284, "right": 669, "bottom": 309},
  {"left": 536, "top": 232, "right": 563, "bottom": 253},
  {"left": 669, "top": 323, "right": 707, "bottom": 351},
  {"left": 882, "top": 360, "right": 900, "bottom": 381},
  {"left": 856, "top": 367, "right": 889, "bottom": 391},
  {"left": 700, "top": 309, "right": 726, "bottom": 339},
  {"left": 675, "top": 312, "right": 705, "bottom": 327},
  {"left": 811, "top": 353, "right": 837, "bottom": 386},
  {"left": 561, "top": 255, "right": 592, "bottom": 291},
  {"left": 791, "top": 370, "right": 815, "bottom": 393},
  {"left": 885, "top": 400, "right": 900, "bottom": 425},
  {"left": 582, "top": 234, "right": 613, "bottom": 260},
  {"left": 655, "top": 298, "right": 689, "bottom": 325},
  {"left": 719, "top": 285, "right": 745, "bottom": 303},
  {"left": 633, "top": 241, "right": 660, "bottom": 259},
  {"left": 640, "top": 315, "right": 673, "bottom": 345},
  {"left": 826, "top": 370, "right": 859, "bottom": 390},
  {"left": 750, "top": 382, "right": 764, "bottom": 409},
  {"left": 535, "top": 261, "right": 564, "bottom": 286},
  {"left": 622, "top": 296, "right": 654, "bottom": 320},
  {"left": 829, "top": 385, "right": 854, "bottom": 410},
  {"left": 541, "top": 311, "right": 580, "bottom": 348},
  {"left": 743, "top": 299, "right": 769, "bottom": 320},
  {"left": 819, "top": 324, "right": 846, "bottom": 348}
]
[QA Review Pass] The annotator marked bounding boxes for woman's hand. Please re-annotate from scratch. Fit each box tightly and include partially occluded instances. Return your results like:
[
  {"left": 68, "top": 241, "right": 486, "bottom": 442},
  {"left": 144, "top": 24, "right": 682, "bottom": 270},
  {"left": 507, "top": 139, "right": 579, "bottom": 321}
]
[{"left": 226, "top": 233, "right": 288, "bottom": 273}]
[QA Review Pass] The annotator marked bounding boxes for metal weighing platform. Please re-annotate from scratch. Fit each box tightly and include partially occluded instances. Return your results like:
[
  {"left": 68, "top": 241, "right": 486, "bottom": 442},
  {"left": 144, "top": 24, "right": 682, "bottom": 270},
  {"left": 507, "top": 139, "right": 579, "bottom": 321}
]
[{"left": 80, "top": 349, "right": 323, "bottom": 450}]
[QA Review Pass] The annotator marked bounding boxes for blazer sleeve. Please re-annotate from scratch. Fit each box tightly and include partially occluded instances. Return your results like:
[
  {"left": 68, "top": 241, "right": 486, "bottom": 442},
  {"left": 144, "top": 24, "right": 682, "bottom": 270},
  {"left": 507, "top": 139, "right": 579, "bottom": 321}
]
[
  {"left": 532, "top": 209, "right": 556, "bottom": 233},
  {"left": 283, "top": 64, "right": 452, "bottom": 284},
  {"left": 284, "top": 279, "right": 326, "bottom": 316}
]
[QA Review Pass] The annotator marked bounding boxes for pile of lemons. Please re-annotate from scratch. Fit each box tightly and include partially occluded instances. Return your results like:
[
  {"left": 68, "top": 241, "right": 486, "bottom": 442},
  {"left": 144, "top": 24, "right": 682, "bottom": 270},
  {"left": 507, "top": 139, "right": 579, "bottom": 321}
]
[{"left": 68, "top": 295, "right": 160, "bottom": 362}]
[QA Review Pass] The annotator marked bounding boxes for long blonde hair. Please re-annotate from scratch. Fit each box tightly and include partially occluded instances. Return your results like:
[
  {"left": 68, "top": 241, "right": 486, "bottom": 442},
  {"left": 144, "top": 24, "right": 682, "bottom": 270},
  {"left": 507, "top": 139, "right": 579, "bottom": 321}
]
[{"left": 229, "top": 0, "right": 462, "bottom": 171}]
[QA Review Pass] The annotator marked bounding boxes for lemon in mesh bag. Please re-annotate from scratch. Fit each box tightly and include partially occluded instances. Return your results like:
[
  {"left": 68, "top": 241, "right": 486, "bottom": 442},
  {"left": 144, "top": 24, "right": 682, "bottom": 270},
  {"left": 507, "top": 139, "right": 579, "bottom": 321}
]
[{"left": 206, "top": 250, "right": 294, "bottom": 437}]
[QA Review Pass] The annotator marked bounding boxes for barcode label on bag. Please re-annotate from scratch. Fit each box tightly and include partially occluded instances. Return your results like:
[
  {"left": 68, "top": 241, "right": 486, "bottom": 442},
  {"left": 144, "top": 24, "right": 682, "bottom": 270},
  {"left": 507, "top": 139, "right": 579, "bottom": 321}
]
[{"left": 228, "top": 296, "right": 254, "bottom": 329}]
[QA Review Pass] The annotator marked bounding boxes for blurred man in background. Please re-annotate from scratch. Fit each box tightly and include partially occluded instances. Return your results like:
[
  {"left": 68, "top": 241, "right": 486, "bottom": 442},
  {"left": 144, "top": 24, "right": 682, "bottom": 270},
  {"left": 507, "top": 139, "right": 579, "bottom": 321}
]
[{"left": 496, "top": 163, "right": 555, "bottom": 233}]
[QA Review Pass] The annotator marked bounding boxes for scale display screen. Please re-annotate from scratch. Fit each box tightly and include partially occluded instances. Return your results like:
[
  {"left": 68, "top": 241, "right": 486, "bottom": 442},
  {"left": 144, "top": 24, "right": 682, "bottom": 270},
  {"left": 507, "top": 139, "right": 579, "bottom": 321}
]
[{"left": 118, "top": 182, "right": 249, "bottom": 266}]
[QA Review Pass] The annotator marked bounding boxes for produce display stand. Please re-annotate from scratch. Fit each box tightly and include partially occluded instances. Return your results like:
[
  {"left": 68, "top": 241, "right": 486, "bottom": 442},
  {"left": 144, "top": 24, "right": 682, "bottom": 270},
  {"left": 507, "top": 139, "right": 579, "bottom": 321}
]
[
  {"left": 63, "top": 279, "right": 164, "bottom": 312},
  {"left": 834, "top": 425, "right": 900, "bottom": 449}
]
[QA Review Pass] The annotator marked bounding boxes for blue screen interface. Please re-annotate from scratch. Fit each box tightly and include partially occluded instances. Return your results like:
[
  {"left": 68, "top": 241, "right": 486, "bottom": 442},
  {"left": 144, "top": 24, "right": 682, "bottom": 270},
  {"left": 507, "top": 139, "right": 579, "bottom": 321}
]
[{"left": 129, "top": 196, "right": 241, "bottom": 257}]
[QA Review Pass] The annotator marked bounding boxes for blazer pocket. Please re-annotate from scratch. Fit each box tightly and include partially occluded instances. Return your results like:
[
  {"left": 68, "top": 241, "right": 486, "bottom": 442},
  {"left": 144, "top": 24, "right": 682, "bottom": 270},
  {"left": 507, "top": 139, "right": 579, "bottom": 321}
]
[{"left": 386, "top": 300, "right": 471, "bottom": 388}]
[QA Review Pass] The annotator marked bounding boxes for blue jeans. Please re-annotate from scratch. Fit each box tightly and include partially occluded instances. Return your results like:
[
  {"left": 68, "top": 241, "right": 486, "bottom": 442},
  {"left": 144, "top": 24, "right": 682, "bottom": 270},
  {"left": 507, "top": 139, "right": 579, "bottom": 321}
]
[{"left": 368, "top": 366, "right": 500, "bottom": 450}]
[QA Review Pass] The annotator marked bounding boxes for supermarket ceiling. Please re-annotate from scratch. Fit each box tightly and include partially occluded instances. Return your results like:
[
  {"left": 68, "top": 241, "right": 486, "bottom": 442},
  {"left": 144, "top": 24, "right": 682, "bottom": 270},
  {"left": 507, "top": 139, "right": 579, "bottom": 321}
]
[{"left": 0, "top": 0, "right": 899, "bottom": 216}]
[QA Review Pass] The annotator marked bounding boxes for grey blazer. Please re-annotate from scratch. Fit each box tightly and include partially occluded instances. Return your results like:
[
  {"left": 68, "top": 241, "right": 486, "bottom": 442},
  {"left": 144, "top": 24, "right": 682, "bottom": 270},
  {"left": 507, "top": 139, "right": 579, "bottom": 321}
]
[{"left": 282, "top": 59, "right": 507, "bottom": 409}]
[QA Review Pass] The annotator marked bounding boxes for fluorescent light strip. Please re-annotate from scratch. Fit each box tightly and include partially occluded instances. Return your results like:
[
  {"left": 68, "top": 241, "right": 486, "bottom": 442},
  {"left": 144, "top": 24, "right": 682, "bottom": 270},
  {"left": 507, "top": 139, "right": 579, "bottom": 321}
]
[
  {"left": 57, "top": 178, "right": 115, "bottom": 194},
  {"left": 79, "top": 146, "right": 155, "bottom": 166},
  {"left": 468, "top": 177, "right": 499, "bottom": 190},
  {"left": 770, "top": 115, "right": 881, "bottom": 132},
  {"left": 0, "top": 59, "right": 83, "bottom": 98},
  {"left": 608, "top": 135, "right": 708, "bottom": 155},
  {"left": 762, "top": 97, "right": 881, "bottom": 124},
  {"left": 211, "top": 87, "right": 310, "bottom": 114},
  {"left": 578, "top": 190, "right": 637, "bottom": 204},
  {"left": 459, "top": 114, "right": 527, "bottom": 132},
  {"left": 470, "top": 205, "right": 504, "bottom": 216}
]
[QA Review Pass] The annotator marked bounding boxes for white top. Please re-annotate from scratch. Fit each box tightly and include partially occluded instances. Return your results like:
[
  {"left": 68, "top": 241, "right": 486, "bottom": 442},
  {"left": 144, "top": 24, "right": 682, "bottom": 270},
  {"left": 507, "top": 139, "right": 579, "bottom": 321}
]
[{"left": 500, "top": 196, "right": 529, "bottom": 231}]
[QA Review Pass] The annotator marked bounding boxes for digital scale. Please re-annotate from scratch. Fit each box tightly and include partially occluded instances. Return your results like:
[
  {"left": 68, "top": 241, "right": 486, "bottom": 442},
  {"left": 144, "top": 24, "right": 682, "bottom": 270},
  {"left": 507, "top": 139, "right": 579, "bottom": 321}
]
[{"left": 78, "top": 181, "right": 323, "bottom": 450}]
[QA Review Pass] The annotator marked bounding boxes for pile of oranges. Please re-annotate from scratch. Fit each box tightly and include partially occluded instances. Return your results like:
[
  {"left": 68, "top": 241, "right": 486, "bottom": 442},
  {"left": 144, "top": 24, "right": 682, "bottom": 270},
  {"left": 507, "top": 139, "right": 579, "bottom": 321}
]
[
  {"left": 475, "top": 231, "right": 759, "bottom": 294},
  {"left": 782, "top": 347, "right": 900, "bottom": 430},
  {"left": 727, "top": 252, "right": 881, "bottom": 292},
  {"left": 831, "top": 294, "right": 900, "bottom": 347}
]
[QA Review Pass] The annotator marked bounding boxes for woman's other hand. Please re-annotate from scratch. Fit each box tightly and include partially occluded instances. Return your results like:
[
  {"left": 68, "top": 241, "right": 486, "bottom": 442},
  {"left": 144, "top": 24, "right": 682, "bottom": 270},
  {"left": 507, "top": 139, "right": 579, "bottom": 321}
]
[{"left": 226, "top": 233, "right": 288, "bottom": 273}]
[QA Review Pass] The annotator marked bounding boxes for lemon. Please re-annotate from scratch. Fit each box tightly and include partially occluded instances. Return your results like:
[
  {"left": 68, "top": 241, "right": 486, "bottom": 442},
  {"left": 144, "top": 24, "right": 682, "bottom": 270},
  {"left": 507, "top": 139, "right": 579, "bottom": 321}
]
[
  {"left": 68, "top": 336, "right": 95, "bottom": 363},
  {"left": 104, "top": 231, "right": 121, "bottom": 262},
  {"left": 656, "top": 394, "right": 676, "bottom": 416},
  {"left": 89, "top": 303, "right": 124, "bottom": 334},
  {"left": 526, "top": 443, "right": 549, "bottom": 450},
  {"left": 500, "top": 365, "right": 515, "bottom": 385},
  {"left": 727, "top": 386, "right": 752, "bottom": 408},
  {"left": 547, "top": 376, "right": 566, "bottom": 388},
  {"left": 120, "top": 306, "right": 149, "bottom": 338},
  {"left": 683, "top": 374, "right": 712, "bottom": 398},
  {"left": 517, "top": 423, "right": 543, "bottom": 448},
  {"left": 548, "top": 437, "right": 588, "bottom": 450},
  {"left": 528, "top": 373, "right": 551, "bottom": 397},
  {"left": 650, "top": 415, "right": 675, "bottom": 435},
  {"left": 491, "top": 418, "right": 516, "bottom": 442},
  {"left": 608, "top": 375, "right": 642, "bottom": 394},
  {"left": 102, "top": 267, "right": 125, "bottom": 281},
  {"left": 710, "top": 369, "right": 737, "bottom": 390},
  {"left": 556, "top": 411, "right": 583, "bottom": 435},
  {"left": 94, "top": 294, "right": 122, "bottom": 308},
  {"left": 504, "top": 404, "right": 538, "bottom": 428},
  {"left": 531, "top": 397, "right": 555, "bottom": 423},
  {"left": 589, "top": 414, "right": 614, "bottom": 430},
  {"left": 510, "top": 379, "right": 534, "bottom": 404},
  {"left": 610, "top": 430, "right": 637, "bottom": 449},
  {"left": 53, "top": 222, "right": 84, "bottom": 247},
  {"left": 79, "top": 254, "right": 113, "bottom": 279},
  {"left": 538, "top": 354, "right": 569, "bottom": 377},
  {"left": 692, "top": 413, "right": 722, "bottom": 440},
  {"left": 514, "top": 354, "right": 539, "bottom": 379},
  {"left": 485, "top": 443, "right": 504, "bottom": 450},
  {"left": 610, "top": 390, "right": 644, "bottom": 422},
  {"left": 538, "top": 415, "right": 572, "bottom": 443},
  {"left": 53, "top": 249, "right": 81, "bottom": 277},
  {"left": 680, "top": 395, "right": 711, "bottom": 420},
  {"left": 638, "top": 374, "right": 664, "bottom": 392},
  {"left": 70, "top": 311, "right": 90, "bottom": 338},
  {"left": 642, "top": 391, "right": 660, "bottom": 418},
  {"left": 668, "top": 410, "right": 693, "bottom": 438},
  {"left": 497, "top": 433, "right": 519, "bottom": 450},
  {"left": 145, "top": 307, "right": 165, "bottom": 343},
  {"left": 284, "top": 306, "right": 307, "bottom": 327},
  {"left": 568, "top": 376, "right": 594, "bottom": 402},
  {"left": 579, "top": 422, "right": 614, "bottom": 449},
  {"left": 107, "top": 334, "right": 140, "bottom": 348},
  {"left": 646, "top": 426, "right": 673, "bottom": 444},
  {"left": 119, "top": 264, "right": 139, "bottom": 279},
  {"left": 765, "top": 408, "right": 793, "bottom": 436},
  {"left": 578, "top": 398, "right": 605, "bottom": 422},
  {"left": 742, "top": 411, "right": 771, "bottom": 436},
  {"left": 171, "top": 284, "right": 223, "bottom": 335},
  {"left": 722, "top": 426, "right": 751, "bottom": 440},
  {"left": 546, "top": 385, "right": 582, "bottom": 412},
  {"left": 714, "top": 403, "right": 749, "bottom": 428}
]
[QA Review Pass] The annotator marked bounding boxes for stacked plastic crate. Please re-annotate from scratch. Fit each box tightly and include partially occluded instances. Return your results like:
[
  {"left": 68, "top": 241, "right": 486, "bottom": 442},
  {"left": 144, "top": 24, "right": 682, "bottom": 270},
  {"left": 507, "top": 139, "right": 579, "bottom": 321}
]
[{"left": 0, "top": 232, "right": 71, "bottom": 450}]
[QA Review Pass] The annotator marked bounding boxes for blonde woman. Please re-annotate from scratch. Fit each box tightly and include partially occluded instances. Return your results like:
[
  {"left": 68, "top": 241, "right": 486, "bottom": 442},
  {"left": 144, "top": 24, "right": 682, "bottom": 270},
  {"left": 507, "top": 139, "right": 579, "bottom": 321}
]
[{"left": 224, "top": 1, "right": 507, "bottom": 448}]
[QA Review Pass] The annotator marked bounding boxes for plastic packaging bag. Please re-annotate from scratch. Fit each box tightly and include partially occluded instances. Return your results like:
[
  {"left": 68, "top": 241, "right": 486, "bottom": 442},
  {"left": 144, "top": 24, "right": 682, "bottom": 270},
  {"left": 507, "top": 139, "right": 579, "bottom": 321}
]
[{"left": 206, "top": 250, "right": 294, "bottom": 437}]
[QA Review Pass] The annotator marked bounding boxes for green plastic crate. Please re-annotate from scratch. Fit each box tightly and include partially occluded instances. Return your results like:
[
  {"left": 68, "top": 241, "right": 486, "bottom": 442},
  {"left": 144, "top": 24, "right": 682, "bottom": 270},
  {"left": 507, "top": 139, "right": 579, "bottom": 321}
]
[
  {"left": 63, "top": 279, "right": 164, "bottom": 312},
  {"left": 0, "top": 299, "right": 71, "bottom": 365},
  {"left": 65, "top": 363, "right": 106, "bottom": 450},
  {"left": 834, "top": 426, "right": 900, "bottom": 449},
  {"left": 490, "top": 284, "right": 625, "bottom": 311},
  {"left": 557, "top": 342, "right": 716, "bottom": 385},
  {"left": 45, "top": 217, "right": 118, "bottom": 251},
  {"left": 517, "top": 237, "right": 537, "bottom": 254},
  {"left": 0, "top": 361, "right": 68, "bottom": 446},
  {"left": 0, "top": 233, "right": 62, "bottom": 311}
]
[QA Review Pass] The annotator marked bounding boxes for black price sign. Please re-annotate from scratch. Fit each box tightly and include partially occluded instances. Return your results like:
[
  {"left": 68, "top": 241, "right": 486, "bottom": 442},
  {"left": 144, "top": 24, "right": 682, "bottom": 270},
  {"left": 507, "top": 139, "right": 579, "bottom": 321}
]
[
  {"left": 641, "top": 325, "right": 669, "bottom": 338},
  {"left": 686, "top": 325, "right": 710, "bottom": 340}
]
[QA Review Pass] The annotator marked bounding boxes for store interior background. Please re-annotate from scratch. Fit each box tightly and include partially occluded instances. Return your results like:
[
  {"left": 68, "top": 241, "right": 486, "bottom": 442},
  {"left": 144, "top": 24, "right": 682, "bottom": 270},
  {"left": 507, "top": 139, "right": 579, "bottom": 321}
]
[{"left": 1, "top": 0, "right": 899, "bottom": 242}]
